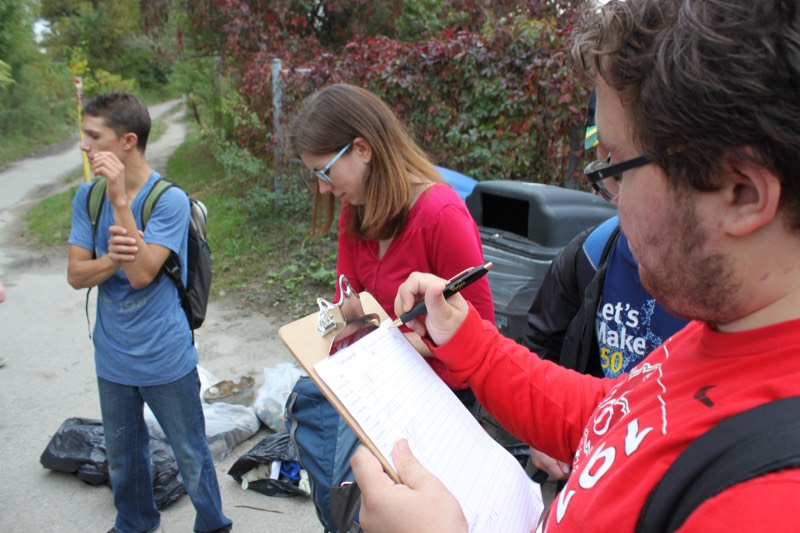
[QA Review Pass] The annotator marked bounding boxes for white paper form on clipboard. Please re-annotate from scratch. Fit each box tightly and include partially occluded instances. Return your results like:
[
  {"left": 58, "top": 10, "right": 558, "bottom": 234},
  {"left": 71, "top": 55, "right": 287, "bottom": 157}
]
[{"left": 313, "top": 320, "right": 544, "bottom": 533}]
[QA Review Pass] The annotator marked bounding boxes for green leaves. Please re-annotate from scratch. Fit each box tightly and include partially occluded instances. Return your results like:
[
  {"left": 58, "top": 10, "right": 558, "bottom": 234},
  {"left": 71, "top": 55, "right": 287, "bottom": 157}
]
[{"left": 0, "top": 60, "right": 12, "bottom": 89}]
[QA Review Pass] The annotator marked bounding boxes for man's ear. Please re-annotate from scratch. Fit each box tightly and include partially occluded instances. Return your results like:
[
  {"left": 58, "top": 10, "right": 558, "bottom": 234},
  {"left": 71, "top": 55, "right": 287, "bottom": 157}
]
[
  {"left": 120, "top": 132, "right": 138, "bottom": 151},
  {"left": 720, "top": 147, "right": 781, "bottom": 237},
  {"left": 352, "top": 137, "right": 372, "bottom": 164}
]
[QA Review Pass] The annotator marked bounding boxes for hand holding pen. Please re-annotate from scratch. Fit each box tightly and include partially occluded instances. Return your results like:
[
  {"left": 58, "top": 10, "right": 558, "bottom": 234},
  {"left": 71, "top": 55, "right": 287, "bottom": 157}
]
[{"left": 391, "top": 262, "right": 493, "bottom": 328}]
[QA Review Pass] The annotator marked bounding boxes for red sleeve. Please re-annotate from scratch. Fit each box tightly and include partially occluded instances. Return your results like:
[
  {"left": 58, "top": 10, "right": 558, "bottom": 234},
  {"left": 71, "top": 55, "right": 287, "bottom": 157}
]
[
  {"left": 334, "top": 206, "right": 365, "bottom": 302},
  {"left": 431, "top": 305, "right": 613, "bottom": 463},
  {"left": 677, "top": 471, "right": 800, "bottom": 532},
  {"left": 426, "top": 203, "right": 495, "bottom": 322}
]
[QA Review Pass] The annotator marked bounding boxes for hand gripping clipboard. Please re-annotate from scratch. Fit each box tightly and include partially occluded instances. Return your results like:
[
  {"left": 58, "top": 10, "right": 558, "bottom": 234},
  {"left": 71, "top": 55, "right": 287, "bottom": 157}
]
[{"left": 278, "top": 275, "right": 400, "bottom": 480}]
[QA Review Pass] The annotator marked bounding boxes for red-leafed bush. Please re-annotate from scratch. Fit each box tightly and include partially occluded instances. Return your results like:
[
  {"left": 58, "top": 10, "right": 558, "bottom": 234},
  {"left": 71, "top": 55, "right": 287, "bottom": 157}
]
[{"left": 186, "top": 0, "right": 590, "bottom": 186}]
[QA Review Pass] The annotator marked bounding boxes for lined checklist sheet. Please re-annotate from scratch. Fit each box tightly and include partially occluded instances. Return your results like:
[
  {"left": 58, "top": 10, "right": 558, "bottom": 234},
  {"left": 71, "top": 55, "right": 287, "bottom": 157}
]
[{"left": 314, "top": 321, "right": 543, "bottom": 533}]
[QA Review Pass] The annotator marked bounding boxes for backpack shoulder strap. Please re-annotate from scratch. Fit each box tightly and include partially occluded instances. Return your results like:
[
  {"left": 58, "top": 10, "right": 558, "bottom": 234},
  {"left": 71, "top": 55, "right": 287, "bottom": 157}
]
[
  {"left": 582, "top": 215, "right": 620, "bottom": 271},
  {"left": 589, "top": 221, "right": 621, "bottom": 296},
  {"left": 143, "top": 178, "right": 187, "bottom": 282},
  {"left": 561, "top": 217, "right": 622, "bottom": 374},
  {"left": 87, "top": 178, "right": 107, "bottom": 258},
  {"left": 574, "top": 216, "right": 621, "bottom": 295},
  {"left": 636, "top": 396, "right": 800, "bottom": 533},
  {"left": 85, "top": 179, "right": 108, "bottom": 338},
  {"left": 142, "top": 178, "right": 195, "bottom": 341},
  {"left": 141, "top": 178, "right": 177, "bottom": 230},
  {"left": 88, "top": 179, "right": 107, "bottom": 218}
]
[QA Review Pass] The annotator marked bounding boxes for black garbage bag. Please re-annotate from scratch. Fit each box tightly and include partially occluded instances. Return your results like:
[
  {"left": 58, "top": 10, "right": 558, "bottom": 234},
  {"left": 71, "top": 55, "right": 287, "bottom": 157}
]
[
  {"left": 39, "top": 417, "right": 108, "bottom": 485},
  {"left": 504, "top": 442, "right": 532, "bottom": 469},
  {"left": 228, "top": 432, "right": 308, "bottom": 498},
  {"left": 149, "top": 438, "right": 187, "bottom": 509},
  {"left": 40, "top": 417, "right": 186, "bottom": 509}
]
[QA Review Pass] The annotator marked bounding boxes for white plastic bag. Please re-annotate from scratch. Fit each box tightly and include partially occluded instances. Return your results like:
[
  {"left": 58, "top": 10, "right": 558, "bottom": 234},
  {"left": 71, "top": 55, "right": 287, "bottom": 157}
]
[
  {"left": 203, "top": 402, "right": 261, "bottom": 461},
  {"left": 197, "top": 364, "right": 220, "bottom": 400},
  {"left": 144, "top": 365, "right": 219, "bottom": 436},
  {"left": 144, "top": 365, "right": 258, "bottom": 461},
  {"left": 253, "top": 362, "right": 306, "bottom": 432}
]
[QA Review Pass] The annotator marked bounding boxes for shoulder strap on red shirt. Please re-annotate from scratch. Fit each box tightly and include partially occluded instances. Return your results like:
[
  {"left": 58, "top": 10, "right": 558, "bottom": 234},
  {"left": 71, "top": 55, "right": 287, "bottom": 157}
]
[{"left": 636, "top": 395, "right": 800, "bottom": 533}]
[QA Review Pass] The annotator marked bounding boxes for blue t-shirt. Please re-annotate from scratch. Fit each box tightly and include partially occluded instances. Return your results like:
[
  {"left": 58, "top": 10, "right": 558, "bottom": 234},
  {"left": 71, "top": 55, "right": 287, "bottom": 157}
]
[
  {"left": 595, "top": 233, "right": 689, "bottom": 378},
  {"left": 68, "top": 172, "right": 198, "bottom": 386}
]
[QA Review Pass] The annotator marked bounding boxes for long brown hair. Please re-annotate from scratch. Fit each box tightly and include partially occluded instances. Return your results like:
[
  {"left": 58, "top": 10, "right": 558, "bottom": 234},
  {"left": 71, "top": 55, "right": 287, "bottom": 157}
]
[{"left": 289, "top": 84, "right": 443, "bottom": 240}]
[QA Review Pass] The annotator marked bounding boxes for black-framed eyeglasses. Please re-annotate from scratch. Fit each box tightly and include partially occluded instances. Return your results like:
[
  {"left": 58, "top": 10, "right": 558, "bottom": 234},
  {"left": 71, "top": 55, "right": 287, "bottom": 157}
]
[
  {"left": 583, "top": 154, "right": 651, "bottom": 202},
  {"left": 314, "top": 143, "right": 352, "bottom": 184}
]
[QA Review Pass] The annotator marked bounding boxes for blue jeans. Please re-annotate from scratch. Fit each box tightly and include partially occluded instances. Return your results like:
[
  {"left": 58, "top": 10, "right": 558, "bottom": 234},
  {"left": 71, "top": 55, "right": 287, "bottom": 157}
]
[{"left": 98, "top": 369, "right": 232, "bottom": 533}]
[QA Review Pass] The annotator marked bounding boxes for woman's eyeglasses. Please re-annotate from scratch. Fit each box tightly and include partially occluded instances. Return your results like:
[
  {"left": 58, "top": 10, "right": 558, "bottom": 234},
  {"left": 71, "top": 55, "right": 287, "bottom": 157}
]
[
  {"left": 583, "top": 154, "right": 650, "bottom": 202},
  {"left": 314, "top": 143, "right": 352, "bottom": 184}
]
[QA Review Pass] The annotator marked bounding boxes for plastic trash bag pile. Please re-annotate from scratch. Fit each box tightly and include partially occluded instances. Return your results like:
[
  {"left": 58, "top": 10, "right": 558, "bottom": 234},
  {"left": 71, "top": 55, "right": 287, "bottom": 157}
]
[{"left": 40, "top": 362, "right": 309, "bottom": 507}]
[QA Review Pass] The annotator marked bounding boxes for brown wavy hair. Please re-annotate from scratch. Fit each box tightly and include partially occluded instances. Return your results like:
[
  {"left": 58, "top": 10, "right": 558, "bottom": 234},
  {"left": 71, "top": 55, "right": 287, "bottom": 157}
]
[
  {"left": 572, "top": 0, "right": 800, "bottom": 229},
  {"left": 289, "top": 84, "right": 442, "bottom": 240}
]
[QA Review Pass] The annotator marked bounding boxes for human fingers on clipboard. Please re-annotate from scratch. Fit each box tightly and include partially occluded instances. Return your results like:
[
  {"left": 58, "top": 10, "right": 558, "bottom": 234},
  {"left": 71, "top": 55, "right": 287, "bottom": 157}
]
[
  {"left": 393, "top": 272, "right": 470, "bottom": 345},
  {"left": 351, "top": 440, "right": 467, "bottom": 533}
]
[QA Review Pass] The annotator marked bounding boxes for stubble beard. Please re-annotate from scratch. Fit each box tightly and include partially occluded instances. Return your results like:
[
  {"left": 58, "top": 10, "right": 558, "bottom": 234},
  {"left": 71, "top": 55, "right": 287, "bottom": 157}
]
[{"left": 637, "top": 197, "right": 743, "bottom": 325}]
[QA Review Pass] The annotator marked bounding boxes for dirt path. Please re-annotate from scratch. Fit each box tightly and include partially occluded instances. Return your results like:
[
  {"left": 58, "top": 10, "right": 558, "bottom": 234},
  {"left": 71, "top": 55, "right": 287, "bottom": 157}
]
[{"left": 0, "top": 101, "right": 320, "bottom": 532}]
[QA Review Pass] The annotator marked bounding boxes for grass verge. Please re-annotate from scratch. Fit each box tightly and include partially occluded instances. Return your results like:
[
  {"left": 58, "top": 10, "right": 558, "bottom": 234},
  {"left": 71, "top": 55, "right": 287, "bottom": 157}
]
[
  {"left": 0, "top": 123, "right": 75, "bottom": 168},
  {"left": 167, "top": 131, "right": 338, "bottom": 317}
]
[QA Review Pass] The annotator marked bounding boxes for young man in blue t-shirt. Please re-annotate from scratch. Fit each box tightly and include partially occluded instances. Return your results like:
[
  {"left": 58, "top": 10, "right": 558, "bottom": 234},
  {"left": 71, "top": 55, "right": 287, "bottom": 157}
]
[{"left": 67, "top": 93, "right": 231, "bottom": 533}]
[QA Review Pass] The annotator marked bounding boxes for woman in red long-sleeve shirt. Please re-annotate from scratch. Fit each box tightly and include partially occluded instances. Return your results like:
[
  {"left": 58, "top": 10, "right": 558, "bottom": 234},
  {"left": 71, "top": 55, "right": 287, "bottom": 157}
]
[{"left": 289, "top": 83, "right": 495, "bottom": 410}]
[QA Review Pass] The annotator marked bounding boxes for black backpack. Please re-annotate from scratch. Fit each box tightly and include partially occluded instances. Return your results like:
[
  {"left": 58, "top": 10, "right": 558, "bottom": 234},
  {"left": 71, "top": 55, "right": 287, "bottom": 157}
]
[
  {"left": 637, "top": 396, "right": 800, "bottom": 532},
  {"left": 86, "top": 178, "right": 212, "bottom": 338}
]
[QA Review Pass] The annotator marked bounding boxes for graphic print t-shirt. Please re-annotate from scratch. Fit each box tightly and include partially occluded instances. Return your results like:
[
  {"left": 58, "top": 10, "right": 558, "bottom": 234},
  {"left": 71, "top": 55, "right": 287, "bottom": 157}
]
[{"left": 595, "top": 233, "right": 688, "bottom": 378}]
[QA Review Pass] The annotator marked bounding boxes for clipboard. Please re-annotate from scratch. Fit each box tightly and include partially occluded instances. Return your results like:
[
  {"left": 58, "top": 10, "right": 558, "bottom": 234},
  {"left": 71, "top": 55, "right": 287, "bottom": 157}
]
[
  {"left": 278, "top": 276, "right": 401, "bottom": 481},
  {"left": 279, "top": 276, "right": 544, "bottom": 530}
]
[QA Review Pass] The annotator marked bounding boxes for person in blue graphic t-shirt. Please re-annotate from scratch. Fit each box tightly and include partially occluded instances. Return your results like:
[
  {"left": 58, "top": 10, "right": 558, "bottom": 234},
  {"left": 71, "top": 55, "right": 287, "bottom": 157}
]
[
  {"left": 524, "top": 215, "right": 688, "bottom": 381},
  {"left": 594, "top": 226, "right": 688, "bottom": 378},
  {"left": 522, "top": 91, "right": 688, "bottom": 481},
  {"left": 67, "top": 93, "right": 232, "bottom": 533}
]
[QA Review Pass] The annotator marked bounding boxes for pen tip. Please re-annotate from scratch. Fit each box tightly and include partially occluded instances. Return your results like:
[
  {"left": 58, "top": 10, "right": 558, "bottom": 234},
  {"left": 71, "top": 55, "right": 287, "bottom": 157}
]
[{"left": 390, "top": 318, "right": 402, "bottom": 328}]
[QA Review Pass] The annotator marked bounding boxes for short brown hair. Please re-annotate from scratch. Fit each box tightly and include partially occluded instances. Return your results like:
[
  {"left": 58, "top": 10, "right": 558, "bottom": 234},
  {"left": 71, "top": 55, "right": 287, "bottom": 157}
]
[
  {"left": 82, "top": 93, "right": 151, "bottom": 153},
  {"left": 572, "top": 0, "right": 800, "bottom": 229}
]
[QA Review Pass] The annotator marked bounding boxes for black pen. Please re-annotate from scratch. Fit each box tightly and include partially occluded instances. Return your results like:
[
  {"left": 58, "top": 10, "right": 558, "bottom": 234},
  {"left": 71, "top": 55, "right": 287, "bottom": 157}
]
[{"left": 390, "top": 262, "right": 493, "bottom": 328}]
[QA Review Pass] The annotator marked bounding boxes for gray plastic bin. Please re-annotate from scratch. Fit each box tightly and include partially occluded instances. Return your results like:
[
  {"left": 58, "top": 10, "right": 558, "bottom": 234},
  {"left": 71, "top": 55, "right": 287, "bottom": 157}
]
[{"left": 466, "top": 181, "right": 617, "bottom": 342}]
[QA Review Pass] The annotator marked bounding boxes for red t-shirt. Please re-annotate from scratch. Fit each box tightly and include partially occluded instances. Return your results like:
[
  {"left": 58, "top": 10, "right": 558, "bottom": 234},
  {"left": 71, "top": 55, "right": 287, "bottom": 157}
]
[
  {"left": 434, "top": 307, "right": 800, "bottom": 531},
  {"left": 335, "top": 184, "right": 495, "bottom": 388}
]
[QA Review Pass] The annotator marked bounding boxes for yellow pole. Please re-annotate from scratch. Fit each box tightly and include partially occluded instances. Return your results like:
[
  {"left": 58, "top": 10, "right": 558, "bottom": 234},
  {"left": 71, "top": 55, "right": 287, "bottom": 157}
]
[{"left": 75, "top": 77, "right": 92, "bottom": 182}]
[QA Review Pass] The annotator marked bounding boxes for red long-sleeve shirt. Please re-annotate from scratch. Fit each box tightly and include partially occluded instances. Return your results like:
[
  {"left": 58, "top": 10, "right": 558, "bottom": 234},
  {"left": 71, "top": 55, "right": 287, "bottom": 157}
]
[
  {"left": 434, "top": 306, "right": 800, "bottom": 531},
  {"left": 335, "top": 184, "right": 495, "bottom": 388}
]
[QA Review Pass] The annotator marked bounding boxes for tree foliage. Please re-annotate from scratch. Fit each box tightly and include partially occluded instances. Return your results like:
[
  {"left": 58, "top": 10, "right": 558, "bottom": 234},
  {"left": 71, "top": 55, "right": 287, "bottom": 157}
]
[
  {"left": 0, "top": 0, "right": 41, "bottom": 82},
  {"left": 0, "top": 0, "right": 74, "bottom": 143},
  {"left": 184, "top": 0, "right": 590, "bottom": 185},
  {"left": 1, "top": 0, "right": 181, "bottom": 162},
  {"left": 0, "top": 60, "right": 12, "bottom": 89},
  {"left": 10, "top": 0, "right": 592, "bottom": 186},
  {"left": 40, "top": 0, "right": 176, "bottom": 94}
]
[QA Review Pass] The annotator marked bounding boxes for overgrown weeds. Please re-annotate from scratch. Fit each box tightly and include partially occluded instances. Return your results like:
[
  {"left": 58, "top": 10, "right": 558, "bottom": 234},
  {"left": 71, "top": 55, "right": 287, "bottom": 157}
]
[{"left": 167, "top": 130, "right": 338, "bottom": 318}]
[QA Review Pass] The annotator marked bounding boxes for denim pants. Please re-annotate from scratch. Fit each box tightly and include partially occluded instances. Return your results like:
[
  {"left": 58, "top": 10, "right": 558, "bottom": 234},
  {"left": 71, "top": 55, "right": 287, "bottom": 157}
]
[{"left": 98, "top": 368, "right": 232, "bottom": 533}]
